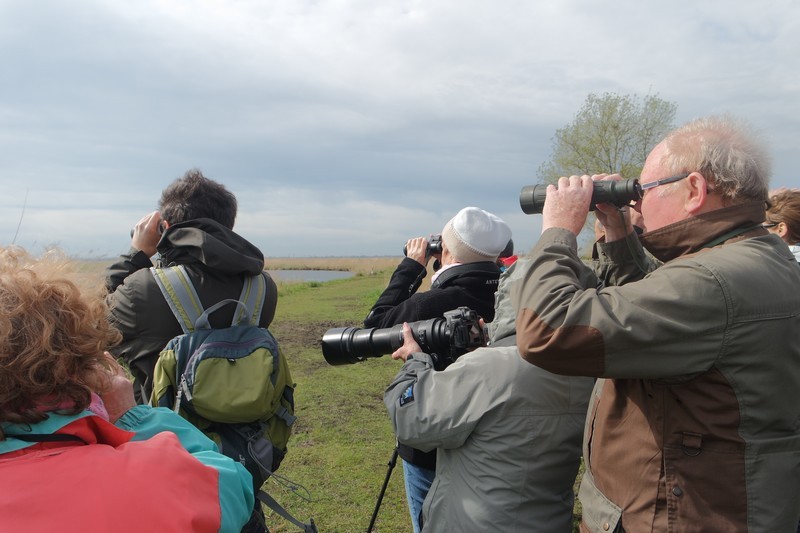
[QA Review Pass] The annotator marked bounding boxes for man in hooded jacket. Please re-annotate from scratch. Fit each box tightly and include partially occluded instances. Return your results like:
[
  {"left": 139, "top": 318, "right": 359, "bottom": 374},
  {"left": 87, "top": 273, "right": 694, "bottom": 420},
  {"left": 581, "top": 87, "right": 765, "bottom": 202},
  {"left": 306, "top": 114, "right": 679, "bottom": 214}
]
[{"left": 105, "top": 169, "right": 278, "bottom": 404}]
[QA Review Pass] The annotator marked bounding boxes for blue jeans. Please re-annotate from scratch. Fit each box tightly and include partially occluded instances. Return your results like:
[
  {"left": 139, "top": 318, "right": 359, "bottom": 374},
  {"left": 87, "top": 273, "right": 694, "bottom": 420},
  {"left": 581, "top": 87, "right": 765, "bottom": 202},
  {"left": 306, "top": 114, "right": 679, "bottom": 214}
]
[{"left": 401, "top": 460, "right": 435, "bottom": 533}]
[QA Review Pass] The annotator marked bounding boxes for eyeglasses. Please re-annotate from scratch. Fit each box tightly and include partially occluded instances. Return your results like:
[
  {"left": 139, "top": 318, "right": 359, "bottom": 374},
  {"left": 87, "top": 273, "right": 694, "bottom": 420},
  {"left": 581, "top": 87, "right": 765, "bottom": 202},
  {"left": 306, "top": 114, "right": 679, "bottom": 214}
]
[
  {"left": 762, "top": 222, "right": 778, "bottom": 228},
  {"left": 639, "top": 173, "right": 691, "bottom": 196}
]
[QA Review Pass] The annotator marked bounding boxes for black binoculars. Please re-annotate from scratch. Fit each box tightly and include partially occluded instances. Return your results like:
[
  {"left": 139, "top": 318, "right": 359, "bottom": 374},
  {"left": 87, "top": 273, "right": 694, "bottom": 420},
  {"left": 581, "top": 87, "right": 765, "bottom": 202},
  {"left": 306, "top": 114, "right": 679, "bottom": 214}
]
[
  {"left": 403, "top": 234, "right": 443, "bottom": 257},
  {"left": 519, "top": 179, "right": 642, "bottom": 214}
]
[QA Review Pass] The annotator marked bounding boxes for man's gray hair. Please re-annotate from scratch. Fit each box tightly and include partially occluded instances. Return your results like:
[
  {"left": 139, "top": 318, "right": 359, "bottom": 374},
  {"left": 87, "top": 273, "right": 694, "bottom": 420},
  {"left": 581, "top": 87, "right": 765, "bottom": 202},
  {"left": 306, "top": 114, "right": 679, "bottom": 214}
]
[{"left": 660, "top": 115, "right": 771, "bottom": 204}]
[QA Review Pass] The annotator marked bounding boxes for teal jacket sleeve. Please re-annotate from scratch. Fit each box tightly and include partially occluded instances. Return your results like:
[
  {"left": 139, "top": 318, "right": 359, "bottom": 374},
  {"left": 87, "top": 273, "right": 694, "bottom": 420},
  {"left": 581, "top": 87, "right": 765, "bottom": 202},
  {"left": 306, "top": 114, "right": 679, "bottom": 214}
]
[{"left": 117, "top": 405, "right": 255, "bottom": 532}]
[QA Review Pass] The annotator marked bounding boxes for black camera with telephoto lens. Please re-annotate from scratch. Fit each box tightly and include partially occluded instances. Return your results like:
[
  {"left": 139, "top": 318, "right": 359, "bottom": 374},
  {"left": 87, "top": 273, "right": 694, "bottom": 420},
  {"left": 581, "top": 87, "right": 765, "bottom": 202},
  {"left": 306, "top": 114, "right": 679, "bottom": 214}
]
[
  {"left": 519, "top": 178, "right": 643, "bottom": 214},
  {"left": 321, "top": 306, "right": 486, "bottom": 371}
]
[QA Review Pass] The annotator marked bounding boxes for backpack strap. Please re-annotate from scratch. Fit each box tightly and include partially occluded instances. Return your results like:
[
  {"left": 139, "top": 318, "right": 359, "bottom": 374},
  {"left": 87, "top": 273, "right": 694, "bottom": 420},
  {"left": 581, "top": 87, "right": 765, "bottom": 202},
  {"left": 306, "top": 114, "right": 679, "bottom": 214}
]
[
  {"left": 234, "top": 272, "right": 268, "bottom": 326},
  {"left": 195, "top": 299, "right": 251, "bottom": 330},
  {"left": 256, "top": 490, "right": 317, "bottom": 532},
  {"left": 193, "top": 271, "right": 268, "bottom": 328},
  {"left": 151, "top": 265, "right": 204, "bottom": 334},
  {"left": 275, "top": 404, "right": 297, "bottom": 427},
  {"left": 152, "top": 267, "right": 269, "bottom": 331}
]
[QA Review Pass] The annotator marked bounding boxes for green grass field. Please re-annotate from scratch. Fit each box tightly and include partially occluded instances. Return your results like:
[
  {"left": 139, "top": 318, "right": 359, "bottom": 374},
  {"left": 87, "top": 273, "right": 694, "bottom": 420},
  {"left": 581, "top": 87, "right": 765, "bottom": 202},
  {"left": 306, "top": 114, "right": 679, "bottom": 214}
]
[{"left": 264, "top": 269, "right": 412, "bottom": 532}]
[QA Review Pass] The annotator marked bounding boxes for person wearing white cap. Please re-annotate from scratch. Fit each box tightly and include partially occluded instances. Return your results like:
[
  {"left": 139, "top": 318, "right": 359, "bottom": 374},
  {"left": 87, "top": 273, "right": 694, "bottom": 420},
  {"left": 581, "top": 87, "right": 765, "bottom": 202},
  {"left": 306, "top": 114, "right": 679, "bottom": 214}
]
[
  {"left": 384, "top": 255, "right": 594, "bottom": 533},
  {"left": 365, "top": 206, "right": 511, "bottom": 533}
]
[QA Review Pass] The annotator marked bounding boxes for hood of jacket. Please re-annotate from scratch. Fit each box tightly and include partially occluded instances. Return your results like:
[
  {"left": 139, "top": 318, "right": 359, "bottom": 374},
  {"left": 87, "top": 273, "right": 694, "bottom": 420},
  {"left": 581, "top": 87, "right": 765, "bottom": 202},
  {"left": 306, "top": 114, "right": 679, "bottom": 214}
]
[{"left": 155, "top": 218, "right": 265, "bottom": 276}]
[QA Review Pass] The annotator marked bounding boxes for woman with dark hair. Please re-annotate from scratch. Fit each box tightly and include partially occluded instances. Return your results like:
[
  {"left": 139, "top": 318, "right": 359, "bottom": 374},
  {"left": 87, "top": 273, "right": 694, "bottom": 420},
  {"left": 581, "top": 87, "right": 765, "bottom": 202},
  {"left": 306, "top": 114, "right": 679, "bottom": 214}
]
[
  {"left": 0, "top": 247, "right": 253, "bottom": 532},
  {"left": 765, "top": 188, "right": 800, "bottom": 263}
]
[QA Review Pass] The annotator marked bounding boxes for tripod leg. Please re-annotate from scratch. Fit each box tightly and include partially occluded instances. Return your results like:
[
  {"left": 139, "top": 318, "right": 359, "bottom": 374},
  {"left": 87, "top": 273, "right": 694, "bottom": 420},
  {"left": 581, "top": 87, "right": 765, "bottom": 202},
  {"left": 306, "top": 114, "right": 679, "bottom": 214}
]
[{"left": 367, "top": 448, "right": 399, "bottom": 533}]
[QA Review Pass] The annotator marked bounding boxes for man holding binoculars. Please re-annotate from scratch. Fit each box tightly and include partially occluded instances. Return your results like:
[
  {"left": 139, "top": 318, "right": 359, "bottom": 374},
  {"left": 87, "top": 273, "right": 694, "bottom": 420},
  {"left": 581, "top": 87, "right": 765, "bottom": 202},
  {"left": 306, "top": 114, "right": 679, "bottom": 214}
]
[{"left": 513, "top": 116, "right": 800, "bottom": 532}]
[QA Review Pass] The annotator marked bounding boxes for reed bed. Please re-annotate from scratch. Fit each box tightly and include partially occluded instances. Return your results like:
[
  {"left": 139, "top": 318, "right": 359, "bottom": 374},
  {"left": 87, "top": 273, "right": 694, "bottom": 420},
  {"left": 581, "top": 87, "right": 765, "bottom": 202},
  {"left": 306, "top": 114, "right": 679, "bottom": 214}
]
[{"left": 263, "top": 257, "right": 399, "bottom": 276}]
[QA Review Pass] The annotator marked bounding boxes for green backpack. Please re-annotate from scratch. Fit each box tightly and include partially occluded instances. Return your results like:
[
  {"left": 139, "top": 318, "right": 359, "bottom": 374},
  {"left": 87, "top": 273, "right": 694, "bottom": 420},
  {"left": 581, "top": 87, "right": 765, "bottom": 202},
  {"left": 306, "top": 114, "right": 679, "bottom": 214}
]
[{"left": 150, "top": 265, "right": 296, "bottom": 485}]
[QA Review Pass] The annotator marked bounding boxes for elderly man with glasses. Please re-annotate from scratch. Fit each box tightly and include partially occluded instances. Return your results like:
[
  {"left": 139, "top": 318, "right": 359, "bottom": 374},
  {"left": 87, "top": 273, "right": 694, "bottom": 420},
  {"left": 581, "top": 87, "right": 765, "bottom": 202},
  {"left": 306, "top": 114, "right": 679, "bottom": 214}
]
[{"left": 513, "top": 115, "right": 800, "bottom": 532}]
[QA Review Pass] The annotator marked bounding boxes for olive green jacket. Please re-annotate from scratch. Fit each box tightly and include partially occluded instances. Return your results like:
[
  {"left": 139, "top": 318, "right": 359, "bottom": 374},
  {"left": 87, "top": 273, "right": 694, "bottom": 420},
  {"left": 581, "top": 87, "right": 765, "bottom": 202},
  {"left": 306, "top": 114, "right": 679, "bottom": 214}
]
[{"left": 513, "top": 203, "right": 800, "bottom": 532}]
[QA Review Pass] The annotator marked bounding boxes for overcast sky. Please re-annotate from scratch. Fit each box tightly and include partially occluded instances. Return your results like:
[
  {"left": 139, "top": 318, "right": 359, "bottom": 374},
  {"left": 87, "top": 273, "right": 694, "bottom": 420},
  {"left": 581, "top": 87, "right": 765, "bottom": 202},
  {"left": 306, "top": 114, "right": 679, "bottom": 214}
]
[{"left": 1, "top": 0, "right": 798, "bottom": 258}]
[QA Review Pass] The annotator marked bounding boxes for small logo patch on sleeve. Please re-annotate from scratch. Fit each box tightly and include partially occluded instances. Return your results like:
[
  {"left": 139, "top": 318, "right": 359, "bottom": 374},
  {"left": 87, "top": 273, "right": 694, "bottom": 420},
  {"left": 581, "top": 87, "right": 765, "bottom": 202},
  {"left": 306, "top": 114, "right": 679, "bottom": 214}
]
[{"left": 399, "top": 384, "right": 415, "bottom": 406}]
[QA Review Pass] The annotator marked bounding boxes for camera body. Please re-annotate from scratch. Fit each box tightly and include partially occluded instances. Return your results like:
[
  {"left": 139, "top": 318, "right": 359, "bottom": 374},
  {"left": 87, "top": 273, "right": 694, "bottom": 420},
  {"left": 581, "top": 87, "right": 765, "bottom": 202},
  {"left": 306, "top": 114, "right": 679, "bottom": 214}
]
[
  {"left": 403, "top": 234, "right": 443, "bottom": 257},
  {"left": 519, "top": 179, "right": 643, "bottom": 214},
  {"left": 321, "top": 306, "right": 486, "bottom": 371}
]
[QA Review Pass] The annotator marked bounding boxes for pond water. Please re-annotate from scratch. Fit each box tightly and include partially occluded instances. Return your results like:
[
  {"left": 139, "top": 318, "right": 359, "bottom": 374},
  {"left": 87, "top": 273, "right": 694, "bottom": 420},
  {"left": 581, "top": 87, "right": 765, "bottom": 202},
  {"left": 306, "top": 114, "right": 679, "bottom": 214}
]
[{"left": 267, "top": 269, "right": 354, "bottom": 283}]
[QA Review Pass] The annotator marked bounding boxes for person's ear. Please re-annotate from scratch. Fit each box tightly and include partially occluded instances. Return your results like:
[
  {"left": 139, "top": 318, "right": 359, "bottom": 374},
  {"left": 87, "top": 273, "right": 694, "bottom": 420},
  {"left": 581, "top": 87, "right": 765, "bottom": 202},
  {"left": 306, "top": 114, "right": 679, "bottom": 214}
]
[
  {"left": 440, "top": 242, "right": 451, "bottom": 263},
  {"left": 684, "top": 172, "right": 709, "bottom": 214},
  {"left": 777, "top": 221, "right": 789, "bottom": 239}
]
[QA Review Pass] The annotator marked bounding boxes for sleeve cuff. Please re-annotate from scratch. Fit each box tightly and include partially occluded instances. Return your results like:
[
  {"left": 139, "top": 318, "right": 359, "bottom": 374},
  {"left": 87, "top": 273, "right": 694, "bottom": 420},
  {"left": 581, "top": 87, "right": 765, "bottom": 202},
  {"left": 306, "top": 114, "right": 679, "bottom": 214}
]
[{"left": 128, "top": 249, "right": 154, "bottom": 268}]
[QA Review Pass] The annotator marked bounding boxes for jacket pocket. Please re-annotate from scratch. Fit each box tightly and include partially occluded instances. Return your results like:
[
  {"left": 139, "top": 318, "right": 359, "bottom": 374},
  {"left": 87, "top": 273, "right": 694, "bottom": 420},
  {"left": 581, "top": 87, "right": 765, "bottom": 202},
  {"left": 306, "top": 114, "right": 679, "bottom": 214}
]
[{"left": 578, "top": 469, "right": 622, "bottom": 533}]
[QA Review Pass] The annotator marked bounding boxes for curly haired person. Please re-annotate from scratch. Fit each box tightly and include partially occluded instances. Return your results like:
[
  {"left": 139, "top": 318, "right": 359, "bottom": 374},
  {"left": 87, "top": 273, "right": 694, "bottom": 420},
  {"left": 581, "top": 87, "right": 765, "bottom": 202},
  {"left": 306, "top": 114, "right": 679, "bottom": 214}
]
[
  {"left": 0, "top": 247, "right": 253, "bottom": 533},
  {"left": 764, "top": 187, "right": 800, "bottom": 262}
]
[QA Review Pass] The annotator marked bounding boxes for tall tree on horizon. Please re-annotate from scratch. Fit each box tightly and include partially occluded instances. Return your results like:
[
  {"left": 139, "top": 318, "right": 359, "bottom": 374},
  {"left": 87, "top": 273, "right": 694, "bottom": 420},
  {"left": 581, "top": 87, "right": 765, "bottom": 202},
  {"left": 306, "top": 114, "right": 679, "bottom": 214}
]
[{"left": 538, "top": 92, "right": 677, "bottom": 183}]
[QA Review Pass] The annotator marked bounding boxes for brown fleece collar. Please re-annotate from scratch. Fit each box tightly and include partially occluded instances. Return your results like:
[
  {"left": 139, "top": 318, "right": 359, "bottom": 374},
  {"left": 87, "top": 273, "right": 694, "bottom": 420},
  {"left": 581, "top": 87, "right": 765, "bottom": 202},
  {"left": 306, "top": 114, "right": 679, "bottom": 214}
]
[{"left": 639, "top": 202, "right": 767, "bottom": 262}]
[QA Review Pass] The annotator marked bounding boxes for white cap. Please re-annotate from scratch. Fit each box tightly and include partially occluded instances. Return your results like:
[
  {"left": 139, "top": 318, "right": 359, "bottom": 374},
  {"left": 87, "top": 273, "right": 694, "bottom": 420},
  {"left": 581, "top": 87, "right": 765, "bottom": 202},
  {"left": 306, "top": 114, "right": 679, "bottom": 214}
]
[{"left": 441, "top": 207, "right": 512, "bottom": 264}]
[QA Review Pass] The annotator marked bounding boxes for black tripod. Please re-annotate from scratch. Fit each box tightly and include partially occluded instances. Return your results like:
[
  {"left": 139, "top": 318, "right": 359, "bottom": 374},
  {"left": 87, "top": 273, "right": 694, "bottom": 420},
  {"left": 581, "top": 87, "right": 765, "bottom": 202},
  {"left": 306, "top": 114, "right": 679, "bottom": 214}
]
[{"left": 367, "top": 447, "right": 399, "bottom": 532}]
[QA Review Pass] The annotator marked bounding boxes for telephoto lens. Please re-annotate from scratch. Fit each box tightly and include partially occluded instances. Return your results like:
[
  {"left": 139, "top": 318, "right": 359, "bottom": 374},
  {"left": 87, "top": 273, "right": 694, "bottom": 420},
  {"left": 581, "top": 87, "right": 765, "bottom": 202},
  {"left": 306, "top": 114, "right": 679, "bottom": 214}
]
[
  {"left": 519, "top": 179, "right": 642, "bottom": 214},
  {"left": 321, "top": 307, "right": 486, "bottom": 370},
  {"left": 321, "top": 323, "right": 405, "bottom": 365}
]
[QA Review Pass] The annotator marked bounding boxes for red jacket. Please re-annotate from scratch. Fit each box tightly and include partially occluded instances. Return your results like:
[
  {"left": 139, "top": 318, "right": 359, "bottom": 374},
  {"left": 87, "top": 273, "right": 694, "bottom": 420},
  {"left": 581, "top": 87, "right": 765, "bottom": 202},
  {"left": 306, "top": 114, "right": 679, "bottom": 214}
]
[{"left": 0, "top": 406, "right": 253, "bottom": 532}]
